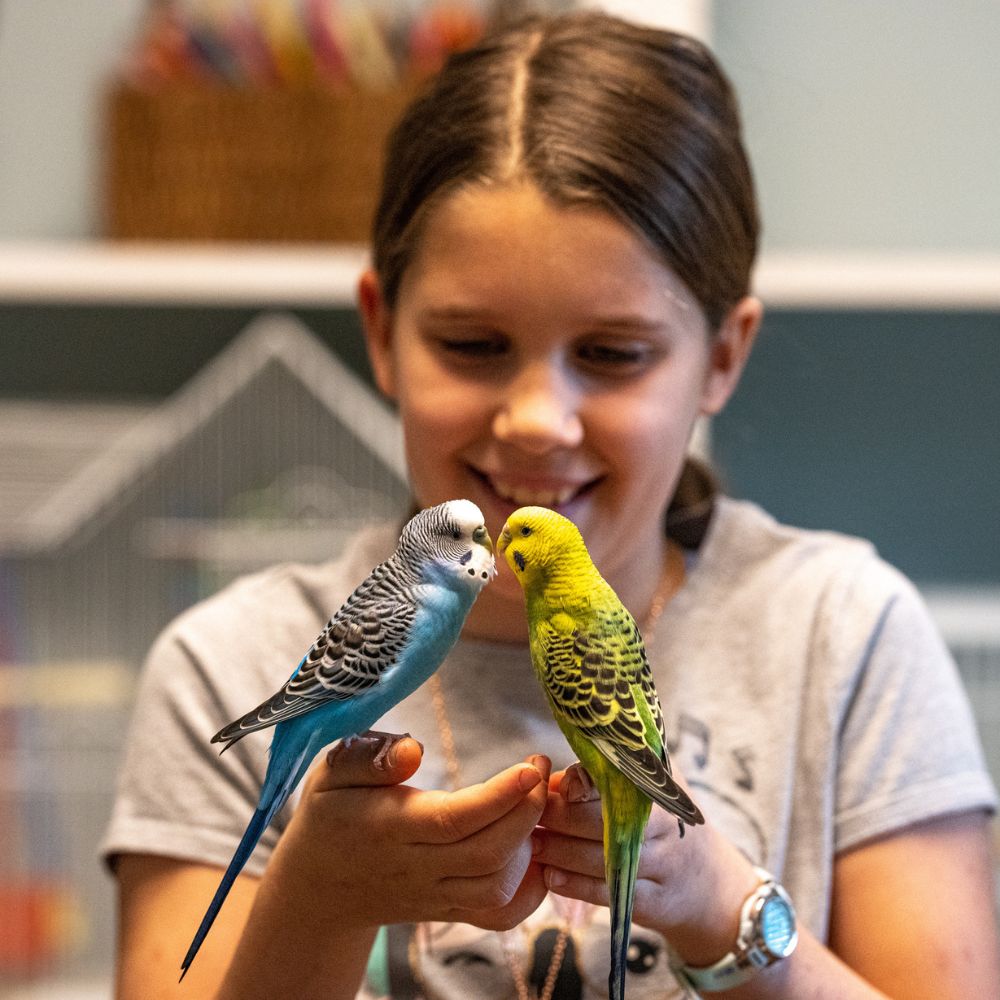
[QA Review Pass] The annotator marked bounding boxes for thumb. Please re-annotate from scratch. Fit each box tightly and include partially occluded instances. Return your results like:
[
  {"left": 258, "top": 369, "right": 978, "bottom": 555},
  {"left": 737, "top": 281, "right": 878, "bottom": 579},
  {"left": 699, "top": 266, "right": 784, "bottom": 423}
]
[{"left": 309, "top": 732, "right": 424, "bottom": 793}]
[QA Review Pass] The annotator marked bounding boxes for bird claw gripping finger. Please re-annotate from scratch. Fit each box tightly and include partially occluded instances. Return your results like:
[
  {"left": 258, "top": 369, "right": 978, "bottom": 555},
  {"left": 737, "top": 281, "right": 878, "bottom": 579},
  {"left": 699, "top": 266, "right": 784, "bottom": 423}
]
[
  {"left": 368, "top": 730, "right": 419, "bottom": 769},
  {"left": 336, "top": 730, "right": 420, "bottom": 769},
  {"left": 563, "top": 762, "right": 600, "bottom": 802}
]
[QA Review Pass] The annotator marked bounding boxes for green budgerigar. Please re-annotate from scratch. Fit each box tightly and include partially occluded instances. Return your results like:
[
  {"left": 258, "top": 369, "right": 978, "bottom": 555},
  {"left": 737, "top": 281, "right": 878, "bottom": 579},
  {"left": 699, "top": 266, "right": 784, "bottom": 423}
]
[{"left": 498, "top": 506, "right": 704, "bottom": 1000}]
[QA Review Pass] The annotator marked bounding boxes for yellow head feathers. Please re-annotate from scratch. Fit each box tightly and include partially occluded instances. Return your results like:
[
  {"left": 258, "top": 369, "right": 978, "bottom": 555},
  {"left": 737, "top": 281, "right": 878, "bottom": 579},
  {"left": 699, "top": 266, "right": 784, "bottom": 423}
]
[{"left": 497, "top": 506, "right": 594, "bottom": 591}]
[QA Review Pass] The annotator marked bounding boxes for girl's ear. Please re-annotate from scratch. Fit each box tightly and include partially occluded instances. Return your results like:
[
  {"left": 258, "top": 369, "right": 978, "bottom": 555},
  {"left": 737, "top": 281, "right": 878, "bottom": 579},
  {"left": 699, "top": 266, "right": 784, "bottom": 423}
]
[
  {"left": 358, "top": 268, "right": 398, "bottom": 400},
  {"left": 700, "top": 296, "right": 762, "bottom": 416}
]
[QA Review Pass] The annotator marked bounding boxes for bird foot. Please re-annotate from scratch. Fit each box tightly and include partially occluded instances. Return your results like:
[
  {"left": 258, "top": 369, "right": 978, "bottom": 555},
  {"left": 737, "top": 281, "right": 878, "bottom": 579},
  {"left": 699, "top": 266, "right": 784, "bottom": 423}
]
[
  {"left": 343, "top": 730, "right": 419, "bottom": 770},
  {"left": 562, "top": 762, "right": 600, "bottom": 803}
]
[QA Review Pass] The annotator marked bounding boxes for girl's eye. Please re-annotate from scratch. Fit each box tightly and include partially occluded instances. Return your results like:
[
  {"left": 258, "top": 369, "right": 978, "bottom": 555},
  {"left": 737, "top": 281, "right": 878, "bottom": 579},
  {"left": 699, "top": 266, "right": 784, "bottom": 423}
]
[
  {"left": 576, "top": 341, "right": 655, "bottom": 374},
  {"left": 435, "top": 335, "right": 507, "bottom": 359}
]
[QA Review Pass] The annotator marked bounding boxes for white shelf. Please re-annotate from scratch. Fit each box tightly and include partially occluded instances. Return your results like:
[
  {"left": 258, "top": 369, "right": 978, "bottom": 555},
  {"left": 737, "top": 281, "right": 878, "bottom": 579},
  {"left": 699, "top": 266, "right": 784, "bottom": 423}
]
[
  {"left": 0, "top": 242, "right": 998, "bottom": 310},
  {"left": 754, "top": 253, "right": 1000, "bottom": 310},
  {"left": 0, "top": 241, "right": 369, "bottom": 306}
]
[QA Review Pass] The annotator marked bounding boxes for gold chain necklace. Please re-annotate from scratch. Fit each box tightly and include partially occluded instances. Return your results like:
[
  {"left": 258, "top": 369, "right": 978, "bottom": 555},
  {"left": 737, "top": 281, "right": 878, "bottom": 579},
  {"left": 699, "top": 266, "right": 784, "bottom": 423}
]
[
  {"left": 424, "top": 541, "right": 683, "bottom": 1000},
  {"left": 428, "top": 673, "right": 572, "bottom": 1000}
]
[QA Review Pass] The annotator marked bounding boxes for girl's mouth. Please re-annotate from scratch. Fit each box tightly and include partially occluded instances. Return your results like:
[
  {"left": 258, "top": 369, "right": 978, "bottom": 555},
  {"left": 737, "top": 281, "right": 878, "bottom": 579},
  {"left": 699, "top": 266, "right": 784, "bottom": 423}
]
[{"left": 468, "top": 466, "right": 599, "bottom": 512}]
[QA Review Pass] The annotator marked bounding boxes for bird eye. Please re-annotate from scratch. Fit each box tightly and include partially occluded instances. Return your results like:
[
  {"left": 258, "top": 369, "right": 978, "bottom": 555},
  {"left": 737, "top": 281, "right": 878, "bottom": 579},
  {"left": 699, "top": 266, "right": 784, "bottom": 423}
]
[{"left": 520, "top": 526, "right": 532, "bottom": 537}]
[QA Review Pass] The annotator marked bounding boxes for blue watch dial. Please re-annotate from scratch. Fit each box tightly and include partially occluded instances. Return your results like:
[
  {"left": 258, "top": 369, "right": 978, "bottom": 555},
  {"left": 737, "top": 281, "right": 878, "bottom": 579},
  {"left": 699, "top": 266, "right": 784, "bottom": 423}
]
[{"left": 760, "top": 894, "right": 796, "bottom": 956}]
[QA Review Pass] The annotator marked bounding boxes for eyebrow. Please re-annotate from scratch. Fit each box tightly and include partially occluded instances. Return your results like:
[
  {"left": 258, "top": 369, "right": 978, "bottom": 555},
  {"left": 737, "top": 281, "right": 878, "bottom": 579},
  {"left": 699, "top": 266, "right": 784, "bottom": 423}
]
[
  {"left": 585, "top": 316, "right": 667, "bottom": 332},
  {"left": 416, "top": 306, "right": 667, "bottom": 332},
  {"left": 416, "top": 306, "right": 497, "bottom": 323}
]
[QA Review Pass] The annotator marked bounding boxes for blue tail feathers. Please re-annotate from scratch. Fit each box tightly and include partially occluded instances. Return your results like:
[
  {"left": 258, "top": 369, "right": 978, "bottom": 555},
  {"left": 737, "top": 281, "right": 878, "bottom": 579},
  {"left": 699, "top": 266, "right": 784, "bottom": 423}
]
[
  {"left": 179, "top": 736, "right": 312, "bottom": 980},
  {"left": 179, "top": 802, "right": 277, "bottom": 980}
]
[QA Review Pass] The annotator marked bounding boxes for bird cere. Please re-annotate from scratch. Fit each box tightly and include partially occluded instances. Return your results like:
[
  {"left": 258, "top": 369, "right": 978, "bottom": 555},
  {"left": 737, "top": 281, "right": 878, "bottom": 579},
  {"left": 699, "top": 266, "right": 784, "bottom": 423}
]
[
  {"left": 498, "top": 506, "right": 703, "bottom": 1000},
  {"left": 180, "top": 499, "right": 494, "bottom": 979}
]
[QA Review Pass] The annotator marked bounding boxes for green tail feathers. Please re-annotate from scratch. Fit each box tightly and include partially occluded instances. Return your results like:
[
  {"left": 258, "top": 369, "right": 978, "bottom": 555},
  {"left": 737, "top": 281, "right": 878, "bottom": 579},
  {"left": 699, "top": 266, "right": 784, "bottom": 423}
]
[
  {"left": 595, "top": 767, "right": 653, "bottom": 1000},
  {"left": 608, "top": 831, "right": 643, "bottom": 1000}
]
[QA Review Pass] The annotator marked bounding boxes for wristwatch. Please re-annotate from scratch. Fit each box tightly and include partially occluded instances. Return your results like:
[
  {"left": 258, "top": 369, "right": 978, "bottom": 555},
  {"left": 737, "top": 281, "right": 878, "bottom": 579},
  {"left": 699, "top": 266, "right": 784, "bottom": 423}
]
[{"left": 673, "top": 867, "right": 798, "bottom": 994}]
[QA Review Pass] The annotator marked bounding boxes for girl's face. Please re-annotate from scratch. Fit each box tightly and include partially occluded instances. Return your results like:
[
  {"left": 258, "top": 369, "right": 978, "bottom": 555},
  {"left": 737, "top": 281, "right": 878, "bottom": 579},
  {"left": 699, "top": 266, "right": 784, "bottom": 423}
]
[{"left": 361, "top": 183, "right": 758, "bottom": 607}]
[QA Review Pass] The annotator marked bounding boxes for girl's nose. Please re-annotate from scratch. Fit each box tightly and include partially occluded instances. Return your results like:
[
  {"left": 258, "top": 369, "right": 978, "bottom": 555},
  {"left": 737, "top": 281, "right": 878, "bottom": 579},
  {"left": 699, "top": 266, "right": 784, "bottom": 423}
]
[{"left": 492, "top": 364, "right": 584, "bottom": 454}]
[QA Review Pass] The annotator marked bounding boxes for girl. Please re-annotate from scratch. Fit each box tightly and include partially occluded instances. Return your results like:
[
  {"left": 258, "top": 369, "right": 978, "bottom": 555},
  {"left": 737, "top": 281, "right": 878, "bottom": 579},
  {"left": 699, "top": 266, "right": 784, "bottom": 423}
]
[{"left": 104, "top": 12, "right": 999, "bottom": 999}]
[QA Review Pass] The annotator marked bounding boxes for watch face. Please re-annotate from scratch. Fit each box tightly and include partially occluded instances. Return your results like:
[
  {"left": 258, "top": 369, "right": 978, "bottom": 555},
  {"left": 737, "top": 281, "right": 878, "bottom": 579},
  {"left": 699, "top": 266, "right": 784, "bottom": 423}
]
[{"left": 760, "top": 894, "right": 797, "bottom": 958}]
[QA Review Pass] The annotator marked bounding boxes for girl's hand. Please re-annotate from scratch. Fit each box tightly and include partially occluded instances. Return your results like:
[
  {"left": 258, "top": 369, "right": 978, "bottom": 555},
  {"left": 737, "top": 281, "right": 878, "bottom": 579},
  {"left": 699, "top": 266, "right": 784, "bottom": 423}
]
[
  {"left": 273, "top": 735, "right": 552, "bottom": 934},
  {"left": 533, "top": 764, "right": 760, "bottom": 965}
]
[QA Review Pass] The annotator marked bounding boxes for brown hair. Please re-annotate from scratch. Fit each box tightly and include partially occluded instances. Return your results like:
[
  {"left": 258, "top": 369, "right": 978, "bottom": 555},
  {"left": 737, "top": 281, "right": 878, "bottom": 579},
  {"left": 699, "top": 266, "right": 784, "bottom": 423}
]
[
  {"left": 371, "top": 10, "right": 759, "bottom": 330},
  {"left": 372, "top": 10, "right": 755, "bottom": 542}
]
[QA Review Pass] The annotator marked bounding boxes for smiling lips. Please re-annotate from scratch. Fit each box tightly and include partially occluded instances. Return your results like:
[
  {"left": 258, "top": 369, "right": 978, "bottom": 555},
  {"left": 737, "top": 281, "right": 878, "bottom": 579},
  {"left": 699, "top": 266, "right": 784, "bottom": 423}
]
[{"left": 473, "top": 469, "right": 596, "bottom": 510}]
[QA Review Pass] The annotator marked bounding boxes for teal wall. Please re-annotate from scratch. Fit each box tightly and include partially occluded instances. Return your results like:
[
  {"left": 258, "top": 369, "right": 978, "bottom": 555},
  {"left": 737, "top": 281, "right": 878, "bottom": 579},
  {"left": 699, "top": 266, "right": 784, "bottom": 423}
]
[
  {"left": 0, "top": 304, "right": 371, "bottom": 398},
  {"left": 712, "top": 308, "right": 1000, "bottom": 586},
  {"left": 2, "top": 302, "right": 996, "bottom": 587}
]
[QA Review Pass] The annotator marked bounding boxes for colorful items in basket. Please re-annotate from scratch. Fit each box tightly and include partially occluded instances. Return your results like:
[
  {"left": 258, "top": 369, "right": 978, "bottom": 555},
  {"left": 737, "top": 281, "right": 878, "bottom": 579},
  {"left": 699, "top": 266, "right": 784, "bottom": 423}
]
[{"left": 120, "top": 0, "right": 492, "bottom": 89}]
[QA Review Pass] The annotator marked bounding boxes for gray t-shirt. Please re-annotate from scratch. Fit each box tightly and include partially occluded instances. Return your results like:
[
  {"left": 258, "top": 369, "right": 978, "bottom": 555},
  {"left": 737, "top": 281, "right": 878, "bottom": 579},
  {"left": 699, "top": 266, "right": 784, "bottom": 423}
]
[{"left": 102, "top": 498, "right": 996, "bottom": 999}]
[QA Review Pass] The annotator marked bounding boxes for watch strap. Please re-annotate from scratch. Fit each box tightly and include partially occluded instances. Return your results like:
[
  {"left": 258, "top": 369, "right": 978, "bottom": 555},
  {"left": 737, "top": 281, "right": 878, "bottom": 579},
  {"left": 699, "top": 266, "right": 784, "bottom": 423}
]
[{"left": 672, "top": 867, "right": 797, "bottom": 994}]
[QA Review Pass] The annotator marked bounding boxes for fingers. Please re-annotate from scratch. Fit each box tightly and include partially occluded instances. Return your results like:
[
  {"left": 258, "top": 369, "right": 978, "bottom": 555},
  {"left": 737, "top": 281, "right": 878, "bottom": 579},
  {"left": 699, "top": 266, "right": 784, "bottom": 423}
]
[
  {"left": 437, "top": 834, "right": 536, "bottom": 910},
  {"left": 529, "top": 754, "right": 552, "bottom": 783},
  {"left": 535, "top": 763, "right": 625, "bottom": 909},
  {"left": 275, "top": 742, "right": 564, "bottom": 934},
  {"left": 457, "top": 861, "right": 551, "bottom": 932},
  {"left": 532, "top": 829, "right": 605, "bottom": 879},
  {"left": 309, "top": 733, "right": 424, "bottom": 793},
  {"left": 540, "top": 789, "right": 604, "bottom": 841},
  {"left": 419, "top": 755, "right": 552, "bottom": 915},
  {"left": 419, "top": 754, "right": 550, "bottom": 845},
  {"left": 544, "top": 866, "right": 609, "bottom": 906},
  {"left": 534, "top": 777, "right": 701, "bottom": 930}
]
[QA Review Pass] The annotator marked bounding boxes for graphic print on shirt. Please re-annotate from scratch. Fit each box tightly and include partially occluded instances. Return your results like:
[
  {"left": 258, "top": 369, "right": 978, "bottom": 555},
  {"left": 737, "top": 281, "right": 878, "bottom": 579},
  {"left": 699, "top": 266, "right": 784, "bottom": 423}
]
[
  {"left": 364, "top": 710, "right": 769, "bottom": 1000},
  {"left": 374, "top": 896, "right": 678, "bottom": 1000},
  {"left": 668, "top": 710, "right": 768, "bottom": 864}
]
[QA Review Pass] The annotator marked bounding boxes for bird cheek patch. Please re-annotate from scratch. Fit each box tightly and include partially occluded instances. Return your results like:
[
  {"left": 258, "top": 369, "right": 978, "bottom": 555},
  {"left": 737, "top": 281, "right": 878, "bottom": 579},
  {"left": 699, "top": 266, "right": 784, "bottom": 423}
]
[{"left": 514, "top": 550, "right": 526, "bottom": 572}]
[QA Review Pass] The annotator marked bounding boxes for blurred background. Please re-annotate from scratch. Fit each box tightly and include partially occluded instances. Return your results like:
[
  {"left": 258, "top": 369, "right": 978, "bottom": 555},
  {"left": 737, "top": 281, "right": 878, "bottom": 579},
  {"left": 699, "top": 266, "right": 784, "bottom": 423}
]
[{"left": 0, "top": 0, "right": 998, "bottom": 996}]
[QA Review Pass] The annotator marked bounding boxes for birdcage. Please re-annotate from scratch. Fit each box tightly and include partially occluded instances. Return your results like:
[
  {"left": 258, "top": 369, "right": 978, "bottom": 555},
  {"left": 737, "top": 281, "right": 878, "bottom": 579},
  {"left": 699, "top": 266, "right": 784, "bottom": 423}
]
[{"left": 0, "top": 315, "right": 410, "bottom": 990}]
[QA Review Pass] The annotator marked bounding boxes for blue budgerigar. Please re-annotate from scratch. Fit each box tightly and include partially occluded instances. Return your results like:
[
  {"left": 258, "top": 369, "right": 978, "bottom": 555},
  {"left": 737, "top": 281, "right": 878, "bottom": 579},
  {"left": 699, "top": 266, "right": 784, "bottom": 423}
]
[{"left": 180, "top": 499, "right": 495, "bottom": 979}]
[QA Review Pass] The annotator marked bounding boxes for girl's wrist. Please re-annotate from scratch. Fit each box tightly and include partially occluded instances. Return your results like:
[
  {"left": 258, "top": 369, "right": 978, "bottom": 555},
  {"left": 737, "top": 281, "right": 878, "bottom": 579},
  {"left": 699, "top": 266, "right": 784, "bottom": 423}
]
[
  {"left": 656, "top": 825, "right": 762, "bottom": 968},
  {"left": 274, "top": 804, "right": 386, "bottom": 933},
  {"left": 219, "top": 837, "right": 378, "bottom": 1000}
]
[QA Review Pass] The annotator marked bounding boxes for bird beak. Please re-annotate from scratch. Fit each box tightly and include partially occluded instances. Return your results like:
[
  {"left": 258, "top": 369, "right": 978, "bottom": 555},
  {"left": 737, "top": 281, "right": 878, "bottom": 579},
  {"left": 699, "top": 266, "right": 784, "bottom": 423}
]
[
  {"left": 474, "top": 524, "right": 493, "bottom": 550},
  {"left": 497, "top": 525, "right": 511, "bottom": 555}
]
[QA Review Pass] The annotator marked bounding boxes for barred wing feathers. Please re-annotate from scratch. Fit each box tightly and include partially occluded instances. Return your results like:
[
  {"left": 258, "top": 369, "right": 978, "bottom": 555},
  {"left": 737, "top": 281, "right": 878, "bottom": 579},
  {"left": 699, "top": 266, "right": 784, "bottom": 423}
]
[
  {"left": 211, "top": 565, "right": 417, "bottom": 751},
  {"left": 536, "top": 605, "right": 703, "bottom": 826}
]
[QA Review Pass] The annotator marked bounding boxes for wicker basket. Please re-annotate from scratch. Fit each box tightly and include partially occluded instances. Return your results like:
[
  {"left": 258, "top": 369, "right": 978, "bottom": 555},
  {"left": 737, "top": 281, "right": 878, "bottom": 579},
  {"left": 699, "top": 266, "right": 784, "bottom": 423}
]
[{"left": 104, "top": 82, "right": 421, "bottom": 242}]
